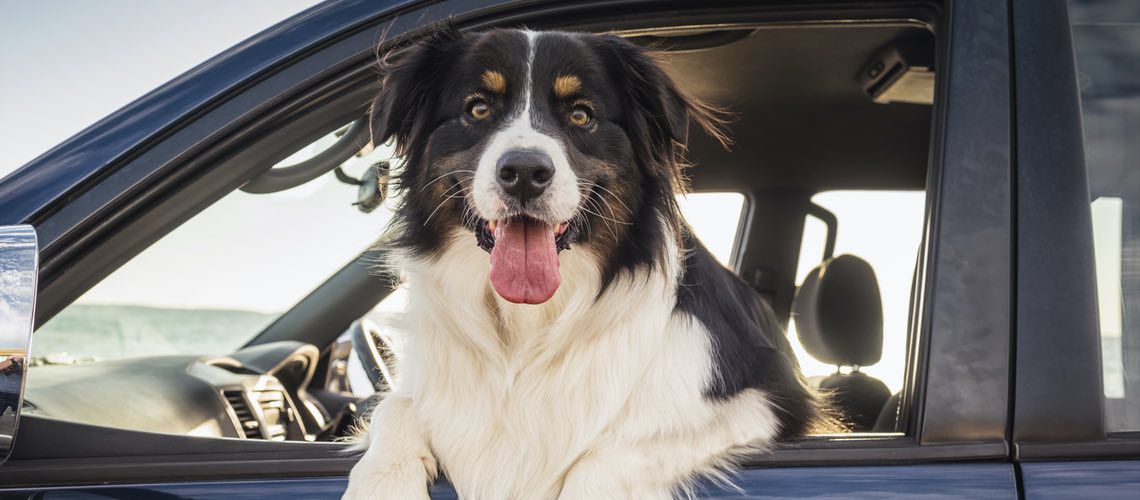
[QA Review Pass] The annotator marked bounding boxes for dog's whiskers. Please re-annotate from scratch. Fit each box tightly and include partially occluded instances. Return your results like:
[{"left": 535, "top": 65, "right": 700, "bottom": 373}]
[
  {"left": 575, "top": 180, "right": 632, "bottom": 243},
  {"left": 583, "top": 181, "right": 632, "bottom": 215},
  {"left": 423, "top": 182, "right": 470, "bottom": 225},
  {"left": 580, "top": 189, "right": 630, "bottom": 227},
  {"left": 421, "top": 170, "right": 476, "bottom": 193}
]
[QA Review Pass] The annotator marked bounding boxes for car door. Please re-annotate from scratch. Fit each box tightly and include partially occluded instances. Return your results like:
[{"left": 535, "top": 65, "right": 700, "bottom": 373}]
[
  {"left": 0, "top": 0, "right": 1020, "bottom": 498},
  {"left": 1011, "top": 1, "right": 1140, "bottom": 498}
]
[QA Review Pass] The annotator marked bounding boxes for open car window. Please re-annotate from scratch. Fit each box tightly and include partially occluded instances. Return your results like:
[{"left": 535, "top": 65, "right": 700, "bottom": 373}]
[
  {"left": 32, "top": 130, "right": 400, "bottom": 365},
  {"left": 17, "top": 5, "right": 956, "bottom": 455}
]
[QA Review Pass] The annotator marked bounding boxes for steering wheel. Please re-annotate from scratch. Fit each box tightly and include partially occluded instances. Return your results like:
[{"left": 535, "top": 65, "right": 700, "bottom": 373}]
[{"left": 348, "top": 318, "right": 399, "bottom": 393}]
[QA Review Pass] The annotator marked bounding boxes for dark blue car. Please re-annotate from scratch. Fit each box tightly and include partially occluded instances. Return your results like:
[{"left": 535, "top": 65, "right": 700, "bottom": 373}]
[{"left": 0, "top": 0, "right": 1137, "bottom": 498}]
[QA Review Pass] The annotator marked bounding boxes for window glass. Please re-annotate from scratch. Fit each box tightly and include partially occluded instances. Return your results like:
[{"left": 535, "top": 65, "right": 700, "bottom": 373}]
[
  {"left": 1070, "top": 0, "right": 1140, "bottom": 432},
  {"left": 790, "top": 190, "right": 926, "bottom": 395},
  {"left": 32, "top": 130, "right": 399, "bottom": 364}
]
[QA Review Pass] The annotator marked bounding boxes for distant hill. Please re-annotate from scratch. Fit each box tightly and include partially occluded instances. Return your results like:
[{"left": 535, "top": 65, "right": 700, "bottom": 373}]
[{"left": 33, "top": 304, "right": 278, "bottom": 362}]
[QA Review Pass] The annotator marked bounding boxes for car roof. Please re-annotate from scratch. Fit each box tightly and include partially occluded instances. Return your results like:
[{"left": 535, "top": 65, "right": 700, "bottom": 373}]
[{"left": 654, "top": 23, "right": 933, "bottom": 193}]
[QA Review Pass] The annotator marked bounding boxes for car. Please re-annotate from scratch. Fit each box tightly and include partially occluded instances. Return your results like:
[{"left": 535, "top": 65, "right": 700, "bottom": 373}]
[{"left": 0, "top": 0, "right": 1138, "bottom": 498}]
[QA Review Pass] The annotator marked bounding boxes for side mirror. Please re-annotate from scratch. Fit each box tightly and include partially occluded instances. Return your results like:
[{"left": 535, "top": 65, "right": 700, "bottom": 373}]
[{"left": 0, "top": 225, "right": 37, "bottom": 467}]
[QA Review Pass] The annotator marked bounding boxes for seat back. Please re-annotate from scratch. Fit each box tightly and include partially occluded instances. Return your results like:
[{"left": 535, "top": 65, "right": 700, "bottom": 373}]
[{"left": 793, "top": 254, "right": 890, "bottom": 431}]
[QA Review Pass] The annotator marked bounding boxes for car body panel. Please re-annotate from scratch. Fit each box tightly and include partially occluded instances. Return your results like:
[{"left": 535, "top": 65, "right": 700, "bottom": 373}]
[
  {"left": 1021, "top": 461, "right": 1140, "bottom": 500},
  {"left": 6, "top": 464, "right": 1019, "bottom": 499}
]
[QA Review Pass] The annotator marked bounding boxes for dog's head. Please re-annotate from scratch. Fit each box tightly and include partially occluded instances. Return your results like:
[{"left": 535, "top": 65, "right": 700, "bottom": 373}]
[{"left": 372, "top": 26, "right": 725, "bottom": 304}]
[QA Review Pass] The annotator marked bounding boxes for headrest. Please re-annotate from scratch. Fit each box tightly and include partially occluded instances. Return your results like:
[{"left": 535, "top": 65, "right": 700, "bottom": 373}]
[{"left": 792, "top": 254, "right": 883, "bottom": 367}]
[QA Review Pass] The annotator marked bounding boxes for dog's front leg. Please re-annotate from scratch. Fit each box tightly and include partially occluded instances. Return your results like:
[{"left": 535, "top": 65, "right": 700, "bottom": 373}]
[
  {"left": 557, "top": 448, "right": 676, "bottom": 500},
  {"left": 343, "top": 395, "right": 436, "bottom": 500}
]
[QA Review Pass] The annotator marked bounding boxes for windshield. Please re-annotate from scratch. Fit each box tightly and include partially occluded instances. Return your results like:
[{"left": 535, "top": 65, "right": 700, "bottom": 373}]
[{"left": 32, "top": 130, "right": 399, "bottom": 365}]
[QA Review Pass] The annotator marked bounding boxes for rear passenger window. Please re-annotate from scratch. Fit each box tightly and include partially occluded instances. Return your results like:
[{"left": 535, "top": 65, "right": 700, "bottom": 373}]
[
  {"left": 677, "top": 192, "right": 746, "bottom": 267},
  {"left": 791, "top": 190, "right": 926, "bottom": 431},
  {"left": 1070, "top": 0, "right": 1140, "bottom": 433}
]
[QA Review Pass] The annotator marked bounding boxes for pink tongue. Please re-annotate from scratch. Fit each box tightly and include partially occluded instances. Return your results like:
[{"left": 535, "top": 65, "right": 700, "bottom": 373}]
[{"left": 489, "top": 218, "right": 561, "bottom": 304}]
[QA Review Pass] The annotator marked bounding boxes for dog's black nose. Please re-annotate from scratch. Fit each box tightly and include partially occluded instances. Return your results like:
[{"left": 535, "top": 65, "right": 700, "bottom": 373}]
[{"left": 496, "top": 150, "right": 554, "bottom": 204}]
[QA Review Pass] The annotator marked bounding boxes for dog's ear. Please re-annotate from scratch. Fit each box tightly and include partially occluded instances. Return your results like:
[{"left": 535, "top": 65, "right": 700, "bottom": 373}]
[
  {"left": 370, "top": 24, "right": 463, "bottom": 153},
  {"left": 594, "top": 35, "right": 729, "bottom": 169}
]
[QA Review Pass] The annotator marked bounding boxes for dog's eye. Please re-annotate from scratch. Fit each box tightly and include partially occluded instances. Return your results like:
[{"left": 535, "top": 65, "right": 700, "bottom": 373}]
[
  {"left": 568, "top": 107, "right": 592, "bottom": 127},
  {"left": 467, "top": 100, "right": 491, "bottom": 120}
]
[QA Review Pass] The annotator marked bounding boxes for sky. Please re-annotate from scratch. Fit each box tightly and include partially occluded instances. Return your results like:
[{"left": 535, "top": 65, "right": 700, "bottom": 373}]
[{"left": 0, "top": 0, "right": 322, "bottom": 178}]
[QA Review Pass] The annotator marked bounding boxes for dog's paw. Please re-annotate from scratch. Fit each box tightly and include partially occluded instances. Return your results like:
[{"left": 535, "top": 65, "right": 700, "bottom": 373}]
[{"left": 342, "top": 456, "right": 434, "bottom": 500}]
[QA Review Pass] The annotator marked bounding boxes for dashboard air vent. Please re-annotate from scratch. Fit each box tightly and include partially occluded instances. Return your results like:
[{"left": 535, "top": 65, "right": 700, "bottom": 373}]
[
  {"left": 223, "top": 390, "right": 262, "bottom": 439},
  {"left": 250, "top": 390, "right": 289, "bottom": 441}
]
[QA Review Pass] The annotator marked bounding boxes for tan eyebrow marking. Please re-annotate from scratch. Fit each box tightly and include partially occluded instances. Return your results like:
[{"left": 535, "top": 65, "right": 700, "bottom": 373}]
[
  {"left": 553, "top": 75, "right": 581, "bottom": 98},
  {"left": 481, "top": 70, "right": 506, "bottom": 93}
]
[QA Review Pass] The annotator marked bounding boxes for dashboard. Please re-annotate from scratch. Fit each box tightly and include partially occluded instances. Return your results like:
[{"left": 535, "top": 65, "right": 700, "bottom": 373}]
[{"left": 24, "top": 341, "right": 335, "bottom": 441}]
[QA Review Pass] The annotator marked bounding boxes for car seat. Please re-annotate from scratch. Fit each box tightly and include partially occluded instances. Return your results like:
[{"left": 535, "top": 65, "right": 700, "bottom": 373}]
[{"left": 793, "top": 254, "right": 891, "bottom": 431}]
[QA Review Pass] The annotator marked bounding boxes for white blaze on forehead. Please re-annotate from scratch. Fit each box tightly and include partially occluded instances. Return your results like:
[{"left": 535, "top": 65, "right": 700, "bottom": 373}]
[
  {"left": 520, "top": 30, "right": 538, "bottom": 123},
  {"left": 473, "top": 30, "right": 580, "bottom": 224}
]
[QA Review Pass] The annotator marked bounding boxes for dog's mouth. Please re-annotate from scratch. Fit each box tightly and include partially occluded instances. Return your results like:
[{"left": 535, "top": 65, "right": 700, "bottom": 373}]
[
  {"left": 474, "top": 216, "right": 577, "bottom": 305},
  {"left": 475, "top": 216, "right": 575, "bottom": 253}
]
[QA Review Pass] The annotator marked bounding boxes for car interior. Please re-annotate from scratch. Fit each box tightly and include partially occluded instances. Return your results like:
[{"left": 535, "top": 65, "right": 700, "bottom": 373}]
[{"left": 21, "top": 14, "right": 935, "bottom": 449}]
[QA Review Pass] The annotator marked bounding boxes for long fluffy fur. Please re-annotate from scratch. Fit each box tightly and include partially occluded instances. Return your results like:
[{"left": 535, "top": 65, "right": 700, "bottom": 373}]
[{"left": 344, "top": 26, "right": 825, "bottom": 500}]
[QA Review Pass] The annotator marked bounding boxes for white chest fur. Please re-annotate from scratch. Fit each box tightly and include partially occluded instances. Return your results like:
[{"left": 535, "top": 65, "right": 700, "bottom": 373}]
[{"left": 349, "top": 233, "right": 781, "bottom": 500}]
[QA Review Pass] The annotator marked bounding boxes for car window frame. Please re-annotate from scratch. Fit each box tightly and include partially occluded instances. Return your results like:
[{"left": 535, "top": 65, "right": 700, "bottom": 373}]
[
  {"left": 2, "top": 0, "right": 1018, "bottom": 487},
  {"left": 909, "top": 0, "right": 1013, "bottom": 448}
]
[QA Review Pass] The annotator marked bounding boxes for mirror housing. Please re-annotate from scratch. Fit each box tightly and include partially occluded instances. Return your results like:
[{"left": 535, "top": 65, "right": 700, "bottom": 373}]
[{"left": 0, "top": 225, "right": 38, "bottom": 466}]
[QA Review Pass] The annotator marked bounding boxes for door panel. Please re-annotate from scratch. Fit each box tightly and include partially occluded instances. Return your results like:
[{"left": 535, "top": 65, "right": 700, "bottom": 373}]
[
  {"left": 8, "top": 464, "right": 1017, "bottom": 499},
  {"left": 1021, "top": 461, "right": 1140, "bottom": 500},
  {"left": 704, "top": 464, "right": 1017, "bottom": 499}
]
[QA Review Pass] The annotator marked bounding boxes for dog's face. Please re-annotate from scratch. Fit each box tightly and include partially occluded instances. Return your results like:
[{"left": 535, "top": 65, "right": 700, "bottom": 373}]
[{"left": 372, "top": 27, "right": 722, "bottom": 304}]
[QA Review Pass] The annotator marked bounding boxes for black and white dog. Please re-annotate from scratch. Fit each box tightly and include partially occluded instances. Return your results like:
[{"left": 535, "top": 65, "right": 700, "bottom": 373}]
[{"left": 344, "top": 26, "right": 825, "bottom": 500}]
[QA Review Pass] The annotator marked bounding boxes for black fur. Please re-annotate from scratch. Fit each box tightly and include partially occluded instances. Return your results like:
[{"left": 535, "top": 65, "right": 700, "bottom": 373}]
[
  {"left": 588, "top": 34, "right": 691, "bottom": 291},
  {"left": 674, "top": 231, "right": 821, "bottom": 439}
]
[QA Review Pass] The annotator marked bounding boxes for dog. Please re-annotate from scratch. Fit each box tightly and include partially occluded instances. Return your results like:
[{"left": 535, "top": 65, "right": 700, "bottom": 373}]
[{"left": 343, "top": 25, "right": 825, "bottom": 500}]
